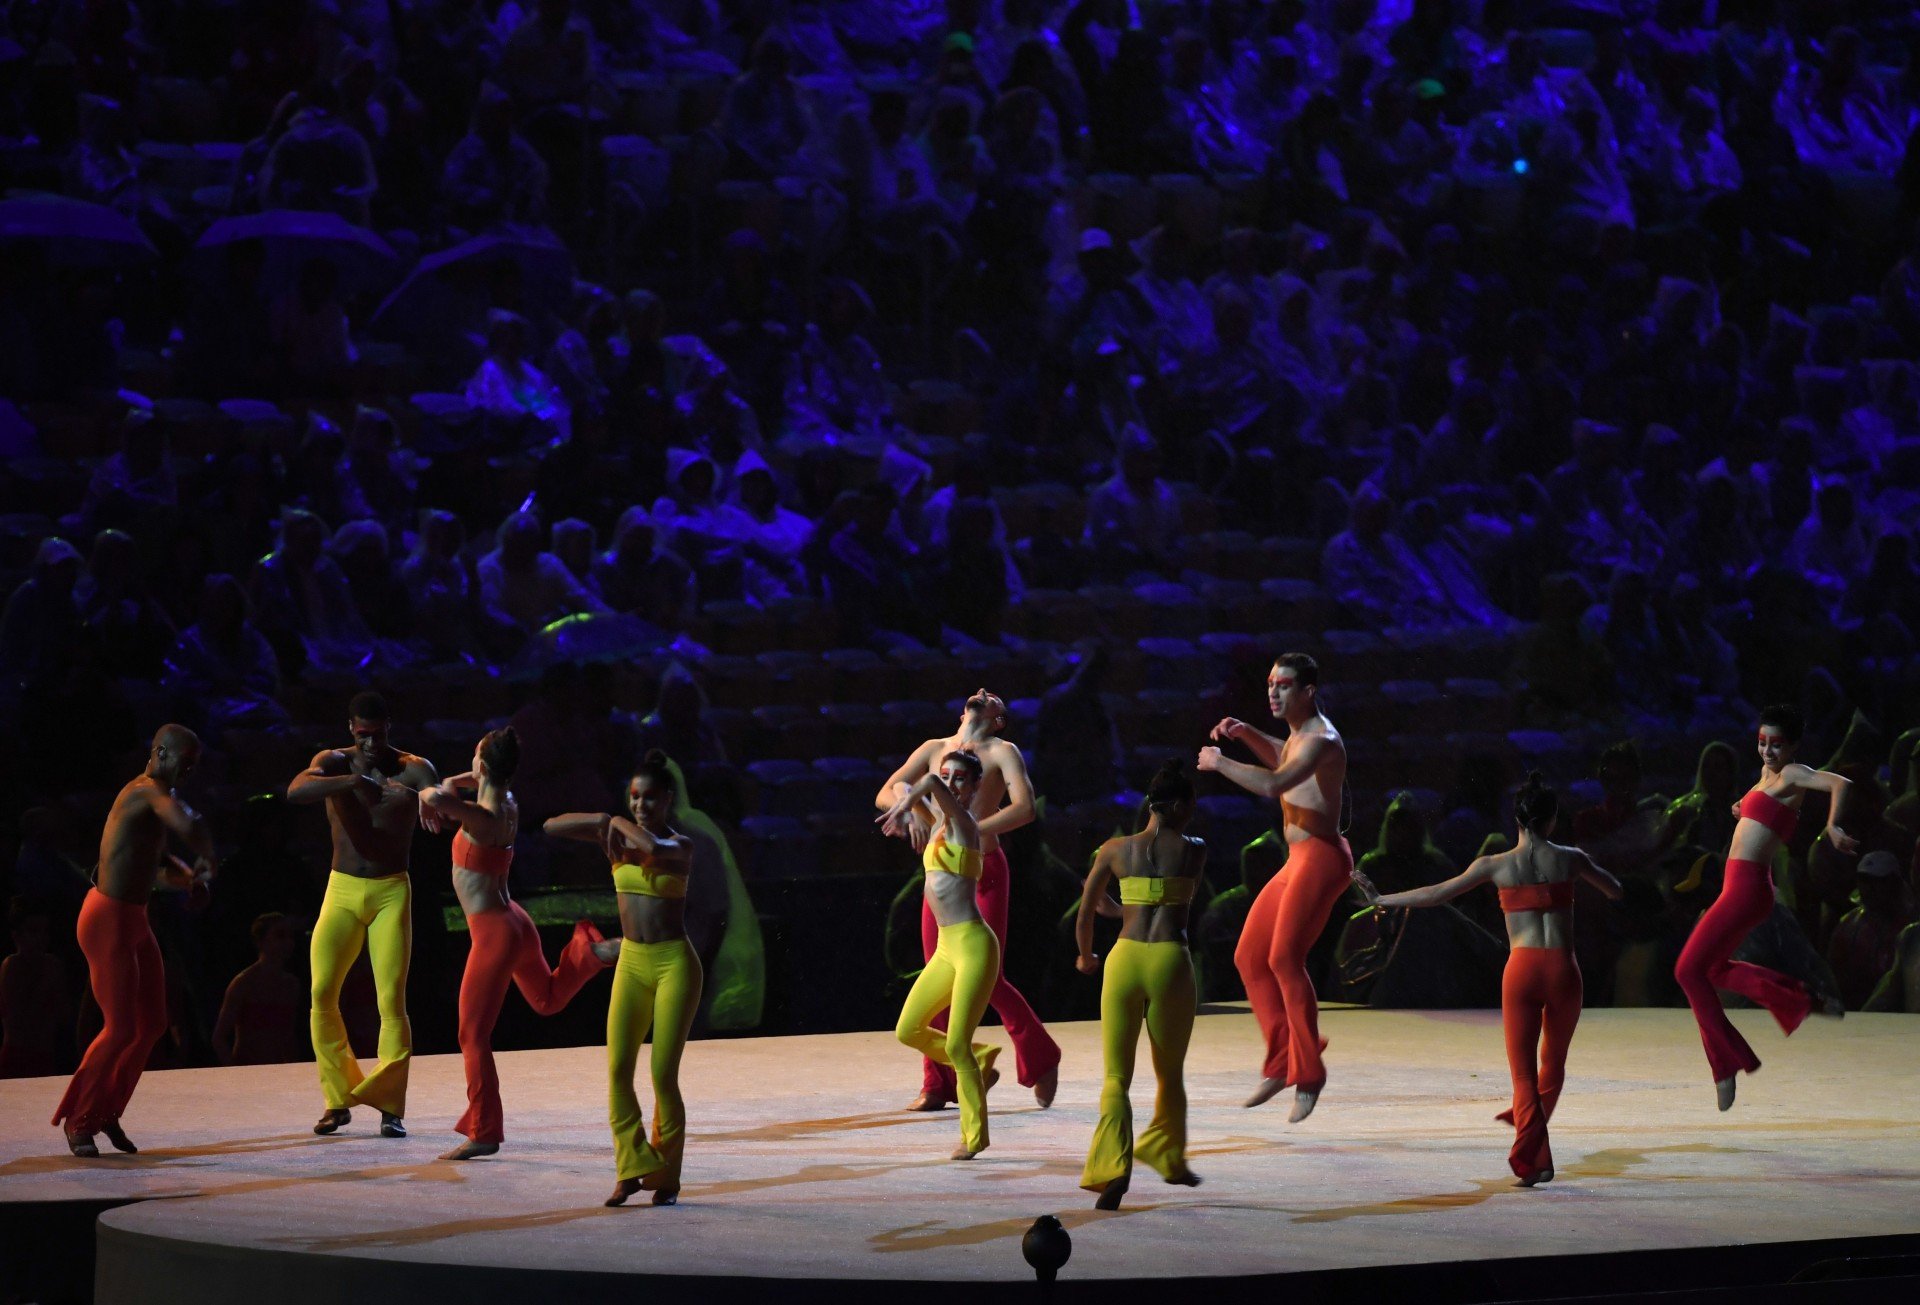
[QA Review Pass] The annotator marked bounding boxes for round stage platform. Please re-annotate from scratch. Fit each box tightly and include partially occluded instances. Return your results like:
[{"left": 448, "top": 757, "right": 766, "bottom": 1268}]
[{"left": 2, "top": 1008, "right": 1917, "bottom": 1303}]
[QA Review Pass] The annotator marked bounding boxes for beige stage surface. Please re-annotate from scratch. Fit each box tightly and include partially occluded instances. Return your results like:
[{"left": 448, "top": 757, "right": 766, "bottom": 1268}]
[{"left": 2, "top": 1007, "right": 1916, "bottom": 1297}]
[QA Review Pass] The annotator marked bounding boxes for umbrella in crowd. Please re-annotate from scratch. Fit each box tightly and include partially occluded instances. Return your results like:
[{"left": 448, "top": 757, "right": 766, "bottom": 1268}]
[
  {"left": 0, "top": 194, "right": 157, "bottom": 267},
  {"left": 194, "top": 209, "right": 400, "bottom": 297},
  {"left": 369, "top": 228, "right": 576, "bottom": 347}
]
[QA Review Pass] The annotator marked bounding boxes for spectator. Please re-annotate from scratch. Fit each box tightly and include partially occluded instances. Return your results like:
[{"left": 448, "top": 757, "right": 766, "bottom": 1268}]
[
  {"left": 592, "top": 506, "right": 697, "bottom": 628},
  {"left": 440, "top": 81, "right": 550, "bottom": 229},
  {"left": 259, "top": 81, "right": 378, "bottom": 224},
  {"left": 161, "top": 574, "right": 288, "bottom": 737},
  {"left": 0, "top": 897, "right": 72, "bottom": 1079},
  {"left": 1357, "top": 792, "right": 1455, "bottom": 897},
  {"left": 211, "top": 913, "right": 310, "bottom": 1065},
  {"left": 479, "top": 510, "right": 608, "bottom": 632},
  {"left": 0, "top": 537, "right": 86, "bottom": 685},
  {"left": 1085, "top": 424, "right": 1181, "bottom": 576},
  {"left": 466, "top": 309, "right": 571, "bottom": 442},
  {"left": 634, "top": 661, "right": 729, "bottom": 769}
]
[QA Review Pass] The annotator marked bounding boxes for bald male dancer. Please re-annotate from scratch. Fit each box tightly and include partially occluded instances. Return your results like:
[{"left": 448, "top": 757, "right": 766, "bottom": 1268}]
[
  {"left": 53, "top": 725, "right": 215, "bottom": 1156},
  {"left": 1199, "top": 652, "right": 1361, "bottom": 1123},
  {"left": 878, "top": 689, "right": 1062, "bottom": 1110},
  {"left": 288, "top": 691, "right": 439, "bottom": 1138}
]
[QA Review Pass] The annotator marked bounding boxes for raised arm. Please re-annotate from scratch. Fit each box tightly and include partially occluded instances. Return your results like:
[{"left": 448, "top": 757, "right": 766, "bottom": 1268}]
[
  {"left": 1373, "top": 856, "right": 1501, "bottom": 910},
  {"left": 1786, "top": 765, "right": 1859, "bottom": 854},
  {"left": 420, "top": 785, "right": 513, "bottom": 845},
  {"left": 875, "top": 738, "right": 942, "bottom": 851},
  {"left": 287, "top": 750, "right": 377, "bottom": 805},
  {"left": 1198, "top": 732, "right": 1330, "bottom": 802},
  {"left": 1577, "top": 849, "right": 1625, "bottom": 901},
  {"left": 605, "top": 816, "right": 693, "bottom": 872},
  {"left": 1075, "top": 841, "right": 1119, "bottom": 972},
  {"left": 543, "top": 811, "right": 612, "bottom": 844},
  {"left": 1209, "top": 717, "right": 1284, "bottom": 769},
  {"left": 976, "top": 745, "right": 1035, "bottom": 840}
]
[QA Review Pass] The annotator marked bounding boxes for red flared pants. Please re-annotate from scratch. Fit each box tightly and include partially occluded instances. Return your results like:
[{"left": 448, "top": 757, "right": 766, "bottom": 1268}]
[
  {"left": 1234, "top": 835, "right": 1351, "bottom": 1090},
  {"left": 52, "top": 890, "right": 167, "bottom": 1134},
  {"left": 1675, "top": 860, "right": 1810, "bottom": 1082},
  {"left": 918, "top": 846, "right": 1060, "bottom": 1096},
  {"left": 456, "top": 907, "right": 606, "bottom": 1143},
  {"left": 1499, "top": 946, "right": 1582, "bottom": 1179}
]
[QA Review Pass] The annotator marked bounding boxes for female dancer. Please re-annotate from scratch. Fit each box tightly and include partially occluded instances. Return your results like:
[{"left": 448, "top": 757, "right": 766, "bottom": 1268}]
[
  {"left": 880, "top": 750, "right": 1002, "bottom": 1160},
  {"left": 1076, "top": 760, "right": 1206, "bottom": 1209},
  {"left": 545, "top": 750, "right": 701, "bottom": 1206},
  {"left": 1675, "top": 705, "right": 1854, "bottom": 1110},
  {"left": 1363, "top": 774, "right": 1621, "bottom": 1186},
  {"left": 419, "top": 727, "right": 618, "bottom": 1161}
]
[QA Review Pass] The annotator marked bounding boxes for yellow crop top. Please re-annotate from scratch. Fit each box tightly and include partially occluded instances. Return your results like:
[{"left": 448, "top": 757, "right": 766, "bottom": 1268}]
[
  {"left": 1119, "top": 876, "right": 1197, "bottom": 906},
  {"left": 923, "top": 835, "right": 982, "bottom": 881},
  {"left": 612, "top": 858, "right": 688, "bottom": 900}
]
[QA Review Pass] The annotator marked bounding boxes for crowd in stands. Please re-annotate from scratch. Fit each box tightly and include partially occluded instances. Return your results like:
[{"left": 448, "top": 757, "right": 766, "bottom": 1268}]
[{"left": 6, "top": 0, "right": 1920, "bottom": 1076}]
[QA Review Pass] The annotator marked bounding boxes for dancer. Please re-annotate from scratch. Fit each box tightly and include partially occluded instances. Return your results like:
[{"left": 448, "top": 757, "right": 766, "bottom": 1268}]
[
  {"left": 546, "top": 751, "right": 701, "bottom": 1207},
  {"left": 1676, "top": 705, "right": 1855, "bottom": 1110},
  {"left": 876, "top": 689, "right": 1060, "bottom": 1111},
  {"left": 883, "top": 750, "right": 1003, "bottom": 1159},
  {"left": 288, "top": 691, "right": 439, "bottom": 1138},
  {"left": 1199, "top": 652, "right": 1357, "bottom": 1121},
  {"left": 52, "top": 726, "right": 214, "bottom": 1156},
  {"left": 419, "top": 727, "right": 619, "bottom": 1161},
  {"left": 1077, "top": 760, "right": 1206, "bottom": 1209},
  {"left": 1363, "top": 773, "right": 1622, "bottom": 1186}
]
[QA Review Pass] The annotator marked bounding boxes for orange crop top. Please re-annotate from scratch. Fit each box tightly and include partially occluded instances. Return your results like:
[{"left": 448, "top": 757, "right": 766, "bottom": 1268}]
[
  {"left": 1737, "top": 789, "right": 1798, "bottom": 842},
  {"left": 452, "top": 829, "right": 513, "bottom": 876},
  {"left": 1498, "top": 880, "right": 1575, "bottom": 914}
]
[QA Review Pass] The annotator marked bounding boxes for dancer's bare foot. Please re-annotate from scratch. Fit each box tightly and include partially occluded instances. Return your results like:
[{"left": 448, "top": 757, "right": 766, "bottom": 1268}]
[
  {"left": 441, "top": 1140, "right": 499, "bottom": 1161},
  {"left": 64, "top": 1129, "right": 99, "bottom": 1158},
  {"left": 984, "top": 1066, "right": 1001, "bottom": 1093},
  {"left": 314, "top": 1108, "right": 351, "bottom": 1135},
  {"left": 1715, "top": 1076, "right": 1737, "bottom": 1112},
  {"left": 591, "top": 939, "right": 622, "bottom": 965},
  {"left": 1515, "top": 1168, "right": 1554, "bottom": 1188},
  {"left": 1813, "top": 992, "right": 1846, "bottom": 1019},
  {"left": 650, "top": 1188, "right": 678, "bottom": 1206},
  {"left": 1094, "top": 1176, "right": 1129, "bottom": 1210},
  {"left": 1289, "top": 1087, "right": 1320, "bottom": 1123},
  {"left": 380, "top": 1112, "right": 406, "bottom": 1138},
  {"left": 100, "top": 1120, "right": 138, "bottom": 1154},
  {"left": 1244, "top": 1076, "right": 1286, "bottom": 1108},
  {"left": 605, "top": 1178, "right": 641, "bottom": 1206},
  {"left": 1165, "top": 1169, "right": 1202, "bottom": 1188},
  {"left": 1034, "top": 1066, "right": 1058, "bottom": 1109},
  {"left": 905, "top": 1091, "right": 952, "bottom": 1112},
  {"left": 950, "top": 1145, "right": 981, "bottom": 1161}
]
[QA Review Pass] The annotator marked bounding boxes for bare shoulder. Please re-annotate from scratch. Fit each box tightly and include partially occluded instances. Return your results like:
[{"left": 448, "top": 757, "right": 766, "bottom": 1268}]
[
  {"left": 982, "top": 736, "right": 1027, "bottom": 767},
  {"left": 397, "top": 752, "right": 438, "bottom": 786},
  {"left": 311, "top": 749, "right": 350, "bottom": 773}
]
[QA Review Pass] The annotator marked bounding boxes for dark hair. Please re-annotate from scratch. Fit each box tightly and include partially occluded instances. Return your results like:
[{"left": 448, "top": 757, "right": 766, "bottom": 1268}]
[
  {"left": 939, "top": 749, "right": 985, "bottom": 779},
  {"left": 348, "top": 690, "right": 390, "bottom": 722},
  {"left": 250, "top": 911, "right": 287, "bottom": 946},
  {"left": 1273, "top": 651, "right": 1319, "bottom": 687},
  {"left": 479, "top": 727, "right": 520, "bottom": 784},
  {"left": 1758, "top": 703, "right": 1805, "bottom": 743},
  {"left": 633, "top": 749, "right": 677, "bottom": 794},
  {"left": 1595, "top": 740, "right": 1641, "bottom": 778},
  {"left": 1514, "top": 771, "right": 1558, "bottom": 834},
  {"left": 1147, "top": 759, "right": 1194, "bottom": 810}
]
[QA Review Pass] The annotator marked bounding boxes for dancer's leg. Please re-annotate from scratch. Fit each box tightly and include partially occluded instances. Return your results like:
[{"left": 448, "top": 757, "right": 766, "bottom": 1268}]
[
  {"left": 1503, "top": 949, "right": 1550, "bottom": 1181},
  {"left": 644, "top": 940, "right": 703, "bottom": 1193},
  {"left": 942, "top": 921, "right": 1001, "bottom": 1156},
  {"left": 1081, "top": 940, "right": 1146, "bottom": 1193},
  {"left": 973, "top": 848, "right": 1060, "bottom": 1089},
  {"left": 1134, "top": 942, "right": 1197, "bottom": 1184},
  {"left": 454, "top": 910, "right": 516, "bottom": 1145},
  {"left": 509, "top": 907, "right": 608, "bottom": 1014},
  {"left": 918, "top": 891, "right": 953, "bottom": 1100},
  {"left": 1263, "top": 838, "right": 1350, "bottom": 1093},
  {"left": 1234, "top": 863, "right": 1291, "bottom": 1083},
  {"left": 52, "top": 892, "right": 160, "bottom": 1135},
  {"left": 309, "top": 874, "right": 371, "bottom": 1110},
  {"left": 1675, "top": 861, "right": 1792, "bottom": 1082},
  {"left": 348, "top": 874, "right": 412, "bottom": 1116},
  {"left": 608, "top": 942, "right": 666, "bottom": 1182}
]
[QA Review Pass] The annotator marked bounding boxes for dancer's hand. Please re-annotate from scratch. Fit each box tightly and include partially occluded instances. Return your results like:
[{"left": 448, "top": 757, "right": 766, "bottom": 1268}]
[
  {"left": 876, "top": 797, "right": 916, "bottom": 841},
  {"left": 1210, "top": 718, "right": 1248, "bottom": 743},
  {"left": 1196, "top": 746, "right": 1223, "bottom": 773},
  {"left": 1825, "top": 824, "right": 1862, "bottom": 855},
  {"left": 1076, "top": 952, "right": 1100, "bottom": 975},
  {"left": 1351, "top": 868, "right": 1381, "bottom": 905}
]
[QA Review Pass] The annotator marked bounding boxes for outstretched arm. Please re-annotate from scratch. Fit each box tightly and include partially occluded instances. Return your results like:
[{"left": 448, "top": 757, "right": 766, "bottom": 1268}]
[
  {"left": 543, "top": 811, "right": 612, "bottom": 844},
  {"left": 1209, "top": 717, "right": 1283, "bottom": 768},
  {"left": 1075, "top": 842, "right": 1118, "bottom": 972},
  {"left": 1198, "top": 733, "right": 1330, "bottom": 802},
  {"left": 1372, "top": 856, "right": 1500, "bottom": 910},
  {"left": 1788, "top": 765, "right": 1859, "bottom": 854}
]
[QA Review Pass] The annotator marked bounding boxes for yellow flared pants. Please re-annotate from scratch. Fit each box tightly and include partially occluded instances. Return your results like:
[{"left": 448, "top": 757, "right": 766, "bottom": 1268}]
[
  {"left": 1081, "top": 939, "right": 1195, "bottom": 1191},
  {"left": 896, "top": 919, "right": 1001, "bottom": 1154},
  {"left": 311, "top": 871, "right": 412, "bottom": 1114},
  {"left": 608, "top": 938, "right": 702, "bottom": 1184}
]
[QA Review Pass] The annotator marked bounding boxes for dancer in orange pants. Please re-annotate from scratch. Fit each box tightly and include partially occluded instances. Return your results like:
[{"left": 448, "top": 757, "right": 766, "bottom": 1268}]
[
  {"left": 1201, "top": 652, "right": 1358, "bottom": 1121},
  {"left": 53, "top": 726, "right": 215, "bottom": 1156},
  {"left": 420, "top": 727, "right": 618, "bottom": 1160},
  {"left": 1367, "top": 773, "right": 1620, "bottom": 1184}
]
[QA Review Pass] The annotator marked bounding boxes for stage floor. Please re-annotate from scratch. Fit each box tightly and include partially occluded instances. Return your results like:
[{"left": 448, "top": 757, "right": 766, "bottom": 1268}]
[{"left": 2, "top": 1007, "right": 1916, "bottom": 1300}]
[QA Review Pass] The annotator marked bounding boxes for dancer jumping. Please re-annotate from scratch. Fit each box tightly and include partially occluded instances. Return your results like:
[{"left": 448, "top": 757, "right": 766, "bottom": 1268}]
[
  {"left": 547, "top": 751, "right": 702, "bottom": 1207},
  {"left": 1676, "top": 705, "right": 1855, "bottom": 1110},
  {"left": 419, "top": 727, "right": 619, "bottom": 1161},
  {"left": 53, "top": 726, "right": 214, "bottom": 1156},
  {"left": 882, "top": 750, "right": 1002, "bottom": 1160},
  {"left": 1364, "top": 773, "right": 1622, "bottom": 1186},
  {"left": 288, "top": 691, "right": 439, "bottom": 1139},
  {"left": 1199, "top": 652, "right": 1357, "bottom": 1121},
  {"left": 1077, "top": 760, "right": 1206, "bottom": 1209},
  {"left": 876, "top": 689, "right": 1060, "bottom": 1110}
]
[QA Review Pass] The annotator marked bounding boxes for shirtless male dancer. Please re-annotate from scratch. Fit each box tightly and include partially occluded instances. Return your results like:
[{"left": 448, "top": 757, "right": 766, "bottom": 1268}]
[
  {"left": 53, "top": 725, "right": 215, "bottom": 1156},
  {"left": 1199, "top": 652, "right": 1360, "bottom": 1122},
  {"left": 877, "top": 689, "right": 1062, "bottom": 1109},
  {"left": 288, "top": 691, "right": 439, "bottom": 1138}
]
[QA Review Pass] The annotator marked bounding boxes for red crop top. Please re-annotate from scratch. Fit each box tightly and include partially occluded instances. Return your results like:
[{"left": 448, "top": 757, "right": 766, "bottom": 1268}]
[
  {"left": 1497, "top": 880, "right": 1575, "bottom": 914},
  {"left": 452, "top": 829, "right": 514, "bottom": 875},
  {"left": 1737, "top": 788, "right": 1798, "bottom": 842}
]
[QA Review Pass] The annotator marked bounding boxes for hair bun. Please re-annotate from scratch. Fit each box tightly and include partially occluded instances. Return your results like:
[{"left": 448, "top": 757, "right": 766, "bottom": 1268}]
[{"left": 642, "top": 748, "right": 668, "bottom": 767}]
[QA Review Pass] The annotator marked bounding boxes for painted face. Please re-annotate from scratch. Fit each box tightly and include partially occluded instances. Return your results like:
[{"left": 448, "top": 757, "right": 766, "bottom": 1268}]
[
  {"left": 1756, "top": 726, "right": 1794, "bottom": 772},
  {"left": 939, "top": 764, "right": 979, "bottom": 804},
  {"left": 1267, "top": 665, "right": 1307, "bottom": 718},
  {"left": 349, "top": 718, "right": 390, "bottom": 760},
  {"left": 629, "top": 773, "right": 673, "bottom": 827}
]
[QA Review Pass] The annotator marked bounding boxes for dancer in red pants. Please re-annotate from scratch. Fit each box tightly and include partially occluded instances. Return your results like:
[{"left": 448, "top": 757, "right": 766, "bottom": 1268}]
[
  {"left": 877, "top": 690, "right": 1061, "bottom": 1110},
  {"left": 1365, "top": 773, "right": 1622, "bottom": 1185},
  {"left": 1200, "top": 652, "right": 1362, "bottom": 1122},
  {"left": 1676, "top": 705, "right": 1855, "bottom": 1111},
  {"left": 53, "top": 726, "right": 216, "bottom": 1156},
  {"left": 420, "top": 727, "right": 619, "bottom": 1160}
]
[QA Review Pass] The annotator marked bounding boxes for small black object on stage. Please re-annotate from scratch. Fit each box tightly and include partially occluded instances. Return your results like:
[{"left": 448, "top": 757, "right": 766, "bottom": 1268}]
[{"left": 1022, "top": 1215, "right": 1071, "bottom": 1284}]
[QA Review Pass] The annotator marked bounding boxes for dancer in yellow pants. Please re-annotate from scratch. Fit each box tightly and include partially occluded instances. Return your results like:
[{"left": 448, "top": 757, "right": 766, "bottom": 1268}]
[
  {"left": 1076, "top": 760, "right": 1207, "bottom": 1208},
  {"left": 288, "top": 692, "right": 439, "bottom": 1136},
  {"left": 547, "top": 749, "right": 701, "bottom": 1207},
  {"left": 882, "top": 750, "right": 1002, "bottom": 1159}
]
